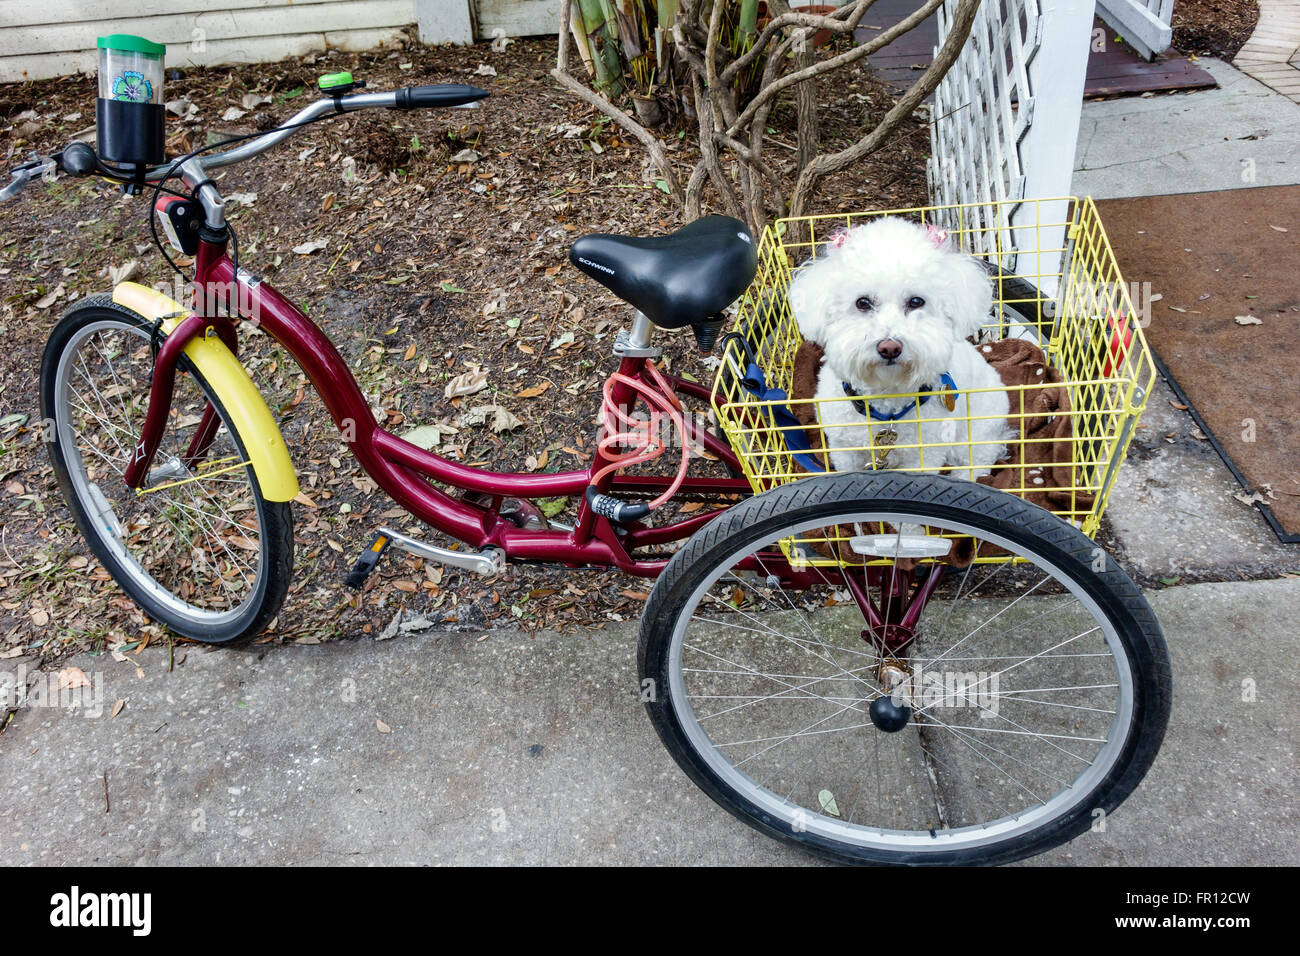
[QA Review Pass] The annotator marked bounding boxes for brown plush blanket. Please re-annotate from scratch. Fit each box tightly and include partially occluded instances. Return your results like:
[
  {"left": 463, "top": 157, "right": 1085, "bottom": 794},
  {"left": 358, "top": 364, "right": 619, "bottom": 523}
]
[{"left": 787, "top": 337, "right": 1094, "bottom": 566}]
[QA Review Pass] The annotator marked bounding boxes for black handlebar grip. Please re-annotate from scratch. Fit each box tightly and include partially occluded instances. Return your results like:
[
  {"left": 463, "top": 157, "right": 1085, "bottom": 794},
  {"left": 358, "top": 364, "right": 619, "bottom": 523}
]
[{"left": 393, "top": 84, "right": 489, "bottom": 110}]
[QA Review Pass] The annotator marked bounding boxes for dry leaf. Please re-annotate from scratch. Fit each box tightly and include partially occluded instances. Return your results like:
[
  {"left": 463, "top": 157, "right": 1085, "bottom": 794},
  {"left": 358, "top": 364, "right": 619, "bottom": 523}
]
[
  {"left": 58, "top": 666, "right": 91, "bottom": 690},
  {"left": 1269, "top": 224, "right": 1288, "bottom": 232},
  {"left": 292, "top": 238, "right": 328, "bottom": 255},
  {"left": 110, "top": 699, "right": 126, "bottom": 718},
  {"left": 444, "top": 370, "right": 489, "bottom": 399},
  {"left": 462, "top": 404, "right": 522, "bottom": 433},
  {"left": 403, "top": 343, "right": 417, "bottom": 361},
  {"left": 516, "top": 383, "right": 551, "bottom": 398},
  {"left": 376, "top": 718, "right": 392, "bottom": 734},
  {"left": 34, "top": 283, "right": 65, "bottom": 309},
  {"left": 109, "top": 260, "right": 140, "bottom": 284},
  {"left": 402, "top": 424, "right": 453, "bottom": 449}
]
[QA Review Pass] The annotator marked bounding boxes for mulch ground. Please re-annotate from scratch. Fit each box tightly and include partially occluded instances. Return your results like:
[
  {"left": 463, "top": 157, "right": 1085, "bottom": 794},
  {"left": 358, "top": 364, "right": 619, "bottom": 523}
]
[
  {"left": 1172, "top": 0, "right": 1261, "bottom": 60},
  {"left": 0, "top": 33, "right": 930, "bottom": 662}
]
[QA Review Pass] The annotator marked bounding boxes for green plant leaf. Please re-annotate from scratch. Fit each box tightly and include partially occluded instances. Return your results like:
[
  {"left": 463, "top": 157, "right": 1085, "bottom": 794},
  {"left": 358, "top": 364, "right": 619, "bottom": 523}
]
[{"left": 538, "top": 497, "right": 569, "bottom": 518}]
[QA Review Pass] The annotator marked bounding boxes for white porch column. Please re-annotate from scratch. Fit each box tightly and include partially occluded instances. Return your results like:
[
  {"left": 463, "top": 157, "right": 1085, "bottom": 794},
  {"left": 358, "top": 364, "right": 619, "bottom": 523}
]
[{"left": 1014, "top": 0, "right": 1096, "bottom": 294}]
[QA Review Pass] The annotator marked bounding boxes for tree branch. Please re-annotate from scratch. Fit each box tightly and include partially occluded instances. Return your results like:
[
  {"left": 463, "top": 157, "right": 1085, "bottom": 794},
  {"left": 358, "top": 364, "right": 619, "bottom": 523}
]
[
  {"left": 727, "top": 0, "right": 946, "bottom": 139},
  {"left": 551, "top": 0, "right": 684, "bottom": 205},
  {"left": 721, "top": 0, "right": 878, "bottom": 85},
  {"left": 789, "top": 0, "right": 982, "bottom": 218}
]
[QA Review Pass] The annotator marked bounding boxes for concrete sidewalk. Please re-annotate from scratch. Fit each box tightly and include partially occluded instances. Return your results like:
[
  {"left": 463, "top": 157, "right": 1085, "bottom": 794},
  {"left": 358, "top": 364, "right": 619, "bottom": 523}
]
[
  {"left": 1074, "top": 56, "right": 1300, "bottom": 576},
  {"left": 1074, "top": 57, "right": 1300, "bottom": 200},
  {"left": 1, "top": 577, "right": 1295, "bottom": 866}
]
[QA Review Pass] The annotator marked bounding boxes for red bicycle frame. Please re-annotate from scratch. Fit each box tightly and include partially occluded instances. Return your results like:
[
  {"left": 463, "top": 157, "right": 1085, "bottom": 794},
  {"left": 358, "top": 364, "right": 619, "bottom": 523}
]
[{"left": 124, "top": 229, "right": 753, "bottom": 577}]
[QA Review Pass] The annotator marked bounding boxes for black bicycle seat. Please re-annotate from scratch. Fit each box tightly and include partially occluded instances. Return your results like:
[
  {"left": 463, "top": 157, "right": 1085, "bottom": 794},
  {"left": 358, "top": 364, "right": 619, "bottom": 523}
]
[{"left": 569, "top": 215, "right": 758, "bottom": 329}]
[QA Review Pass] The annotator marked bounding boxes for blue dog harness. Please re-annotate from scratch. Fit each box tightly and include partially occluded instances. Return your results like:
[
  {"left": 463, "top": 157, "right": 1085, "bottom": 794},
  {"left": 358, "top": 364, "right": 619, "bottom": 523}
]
[
  {"left": 733, "top": 360, "right": 829, "bottom": 473},
  {"left": 724, "top": 330, "right": 961, "bottom": 474},
  {"left": 841, "top": 371, "right": 959, "bottom": 421}
]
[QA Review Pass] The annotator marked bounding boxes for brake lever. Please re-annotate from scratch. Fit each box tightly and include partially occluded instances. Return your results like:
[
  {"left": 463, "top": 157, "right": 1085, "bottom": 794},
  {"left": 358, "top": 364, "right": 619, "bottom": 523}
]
[{"left": 0, "top": 156, "right": 57, "bottom": 202}]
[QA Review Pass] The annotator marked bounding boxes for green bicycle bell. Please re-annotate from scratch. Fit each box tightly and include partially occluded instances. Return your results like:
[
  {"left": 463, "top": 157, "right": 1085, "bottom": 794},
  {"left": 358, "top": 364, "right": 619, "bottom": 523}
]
[{"left": 318, "top": 71, "right": 365, "bottom": 95}]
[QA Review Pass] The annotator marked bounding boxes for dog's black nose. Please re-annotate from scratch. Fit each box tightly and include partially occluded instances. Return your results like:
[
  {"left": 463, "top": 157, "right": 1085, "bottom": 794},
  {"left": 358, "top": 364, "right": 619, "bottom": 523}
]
[{"left": 876, "top": 339, "right": 903, "bottom": 361}]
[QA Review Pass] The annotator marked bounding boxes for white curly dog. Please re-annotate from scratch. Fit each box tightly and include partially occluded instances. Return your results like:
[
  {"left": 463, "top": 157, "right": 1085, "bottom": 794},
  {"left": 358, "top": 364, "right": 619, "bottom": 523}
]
[{"left": 788, "top": 217, "right": 1013, "bottom": 478}]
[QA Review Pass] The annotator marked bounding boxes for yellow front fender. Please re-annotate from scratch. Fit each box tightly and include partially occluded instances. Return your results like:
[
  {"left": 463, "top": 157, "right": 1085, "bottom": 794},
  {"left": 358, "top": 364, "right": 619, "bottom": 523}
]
[{"left": 112, "top": 282, "right": 299, "bottom": 502}]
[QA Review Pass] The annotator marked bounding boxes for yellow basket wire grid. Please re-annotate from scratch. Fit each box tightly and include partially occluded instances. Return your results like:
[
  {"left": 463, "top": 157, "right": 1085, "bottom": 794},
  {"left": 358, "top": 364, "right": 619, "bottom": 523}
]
[{"left": 710, "top": 197, "right": 1156, "bottom": 566}]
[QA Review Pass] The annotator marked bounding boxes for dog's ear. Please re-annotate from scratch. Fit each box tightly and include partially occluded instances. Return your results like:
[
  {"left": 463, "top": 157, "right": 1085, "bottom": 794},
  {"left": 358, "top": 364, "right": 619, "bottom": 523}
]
[
  {"left": 940, "top": 251, "right": 993, "bottom": 339},
  {"left": 788, "top": 256, "right": 831, "bottom": 345}
]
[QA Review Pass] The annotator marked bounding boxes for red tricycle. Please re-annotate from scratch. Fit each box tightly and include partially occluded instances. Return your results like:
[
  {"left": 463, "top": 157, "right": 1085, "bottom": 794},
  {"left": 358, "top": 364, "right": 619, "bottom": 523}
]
[{"left": 4, "top": 74, "right": 1169, "bottom": 866}]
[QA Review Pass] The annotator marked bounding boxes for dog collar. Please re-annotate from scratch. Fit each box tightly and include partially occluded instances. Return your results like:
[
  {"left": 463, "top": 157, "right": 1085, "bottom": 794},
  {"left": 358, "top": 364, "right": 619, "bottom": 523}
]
[{"left": 842, "top": 371, "right": 958, "bottom": 421}]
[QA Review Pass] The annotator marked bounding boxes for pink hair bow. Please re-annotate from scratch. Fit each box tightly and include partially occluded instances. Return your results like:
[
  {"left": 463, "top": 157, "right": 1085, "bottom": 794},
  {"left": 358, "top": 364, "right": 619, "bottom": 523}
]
[{"left": 923, "top": 224, "right": 950, "bottom": 249}]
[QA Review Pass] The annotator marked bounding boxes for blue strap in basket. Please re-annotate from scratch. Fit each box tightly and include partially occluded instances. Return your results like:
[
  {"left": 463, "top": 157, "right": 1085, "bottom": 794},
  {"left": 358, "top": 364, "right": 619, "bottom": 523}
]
[{"left": 736, "top": 361, "right": 827, "bottom": 474}]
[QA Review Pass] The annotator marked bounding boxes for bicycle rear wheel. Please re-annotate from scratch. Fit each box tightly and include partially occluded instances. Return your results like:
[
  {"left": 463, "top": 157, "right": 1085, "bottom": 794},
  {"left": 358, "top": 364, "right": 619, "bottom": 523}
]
[
  {"left": 639, "top": 472, "right": 1170, "bottom": 865},
  {"left": 40, "top": 295, "right": 293, "bottom": 644}
]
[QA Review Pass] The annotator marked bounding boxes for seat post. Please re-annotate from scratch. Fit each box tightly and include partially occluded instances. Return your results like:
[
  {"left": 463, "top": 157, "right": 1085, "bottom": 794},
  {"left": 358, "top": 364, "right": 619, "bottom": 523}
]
[
  {"left": 613, "top": 312, "right": 661, "bottom": 359},
  {"left": 627, "top": 312, "right": 654, "bottom": 350}
]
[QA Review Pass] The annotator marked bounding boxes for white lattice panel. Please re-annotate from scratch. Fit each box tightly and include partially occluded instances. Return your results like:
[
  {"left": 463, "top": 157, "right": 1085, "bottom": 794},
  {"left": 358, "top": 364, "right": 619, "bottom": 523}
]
[{"left": 927, "top": 0, "right": 1042, "bottom": 270}]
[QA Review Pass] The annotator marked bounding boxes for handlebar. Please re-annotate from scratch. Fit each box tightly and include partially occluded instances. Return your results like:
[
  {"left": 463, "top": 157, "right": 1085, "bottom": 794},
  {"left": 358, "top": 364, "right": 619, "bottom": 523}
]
[
  {"left": 0, "top": 156, "right": 56, "bottom": 201},
  {"left": 394, "top": 84, "right": 488, "bottom": 110},
  {"left": 0, "top": 83, "right": 488, "bottom": 201}
]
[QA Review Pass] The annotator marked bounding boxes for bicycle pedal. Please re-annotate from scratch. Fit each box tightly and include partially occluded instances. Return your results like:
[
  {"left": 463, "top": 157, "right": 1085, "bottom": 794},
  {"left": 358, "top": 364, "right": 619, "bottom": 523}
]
[
  {"left": 346, "top": 527, "right": 505, "bottom": 590},
  {"left": 346, "top": 531, "right": 391, "bottom": 589}
]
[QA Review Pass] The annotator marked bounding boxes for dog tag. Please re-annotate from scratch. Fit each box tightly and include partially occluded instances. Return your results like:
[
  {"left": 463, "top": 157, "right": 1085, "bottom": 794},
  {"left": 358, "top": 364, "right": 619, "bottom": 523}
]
[
  {"left": 939, "top": 386, "right": 957, "bottom": 412},
  {"left": 870, "top": 427, "right": 897, "bottom": 470}
]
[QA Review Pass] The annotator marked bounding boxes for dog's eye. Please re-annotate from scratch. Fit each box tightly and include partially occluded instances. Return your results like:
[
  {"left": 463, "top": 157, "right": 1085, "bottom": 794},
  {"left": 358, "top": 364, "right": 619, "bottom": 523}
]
[
  {"left": 905, "top": 296, "right": 926, "bottom": 311},
  {"left": 855, "top": 296, "right": 874, "bottom": 312}
]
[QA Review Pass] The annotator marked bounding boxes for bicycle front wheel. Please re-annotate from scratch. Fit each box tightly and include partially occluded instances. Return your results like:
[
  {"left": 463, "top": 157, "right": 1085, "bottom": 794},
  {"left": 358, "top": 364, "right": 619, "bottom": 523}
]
[
  {"left": 40, "top": 295, "right": 293, "bottom": 644},
  {"left": 639, "top": 473, "right": 1171, "bottom": 865}
]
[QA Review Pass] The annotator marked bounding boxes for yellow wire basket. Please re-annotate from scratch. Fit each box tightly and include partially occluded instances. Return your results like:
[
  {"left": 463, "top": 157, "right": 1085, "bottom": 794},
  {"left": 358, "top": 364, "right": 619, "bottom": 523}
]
[{"left": 710, "top": 197, "right": 1156, "bottom": 565}]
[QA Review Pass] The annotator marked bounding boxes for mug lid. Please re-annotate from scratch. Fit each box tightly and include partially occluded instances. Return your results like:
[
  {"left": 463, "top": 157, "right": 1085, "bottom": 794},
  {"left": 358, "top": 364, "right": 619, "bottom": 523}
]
[{"left": 97, "top": 34, "right": 166, "bottom": 57}]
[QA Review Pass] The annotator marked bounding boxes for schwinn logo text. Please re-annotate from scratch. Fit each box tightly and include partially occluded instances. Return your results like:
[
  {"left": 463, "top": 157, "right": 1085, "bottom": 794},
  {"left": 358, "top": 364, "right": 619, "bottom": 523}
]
[
  {"left": 577, "top": 257, "right": 615, "bottom": 275},
  {"left": 49, "top": 886, "right": 151, "bottom": 936}
]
